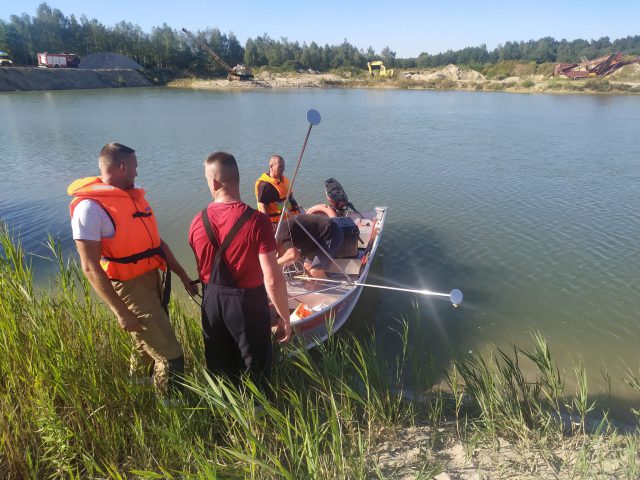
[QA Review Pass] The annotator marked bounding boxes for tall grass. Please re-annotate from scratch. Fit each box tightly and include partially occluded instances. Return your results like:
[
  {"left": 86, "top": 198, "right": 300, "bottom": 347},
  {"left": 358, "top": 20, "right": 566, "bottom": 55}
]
[{"left": 1, "top": 226, "right": 638, "bottom": 478}]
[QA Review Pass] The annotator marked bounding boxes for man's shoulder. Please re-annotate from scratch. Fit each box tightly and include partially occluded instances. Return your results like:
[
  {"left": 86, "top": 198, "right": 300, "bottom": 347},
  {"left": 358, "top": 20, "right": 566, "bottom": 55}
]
[
  {"left": 189, "top": 209, "right": 204, "bottom": 230},
  {"left": 257, "top": 178, "right": 277, "bottom": 189},
  {"left": 188, "top": 204, "right": 213, "bottom": 240},
  {"left": 195, "top": 201, "right": 256, "bottom": 225},
  {"left": 256, "top": 180, "right": 278, "bottom": 202},
  {"left": 250, "top": 207, "right": 271, "bottom": 225},
  {"left": 72, "top": 198, "right": 102, "bottom": 218}
]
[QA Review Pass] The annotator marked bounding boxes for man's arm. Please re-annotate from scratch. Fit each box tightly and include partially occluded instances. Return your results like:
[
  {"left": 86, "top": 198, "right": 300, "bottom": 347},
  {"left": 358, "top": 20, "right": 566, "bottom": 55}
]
[
  {"left": 289, "top": 195, "right": 300, "bottom": 212},
  {"left": 75, "top": 239, "right": 142, "bottom": 332},
  {"left": 259, "top": 250, "right": 291, "bottom": 342},
  {"left": 276, "top": 246, "right": 301, "bottom": 267},
  {"left": 256, "top": 182, "right": 272, "bottom": 216},
  {"left": 161, "top": 240, "right": 197, "bottom": 296}
]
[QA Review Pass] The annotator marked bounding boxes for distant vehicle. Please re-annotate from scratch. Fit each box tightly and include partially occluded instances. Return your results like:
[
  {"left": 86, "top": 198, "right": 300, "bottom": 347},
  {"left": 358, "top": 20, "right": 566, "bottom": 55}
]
[
  {"left": 0, "top": 51, "right": 13, "bottom": 66},
  {"left": 37, "top": 52, "right": 79, "bottom": 68},
  {"left": 367, "top": 61, "right": 394, "bottom": 78}
]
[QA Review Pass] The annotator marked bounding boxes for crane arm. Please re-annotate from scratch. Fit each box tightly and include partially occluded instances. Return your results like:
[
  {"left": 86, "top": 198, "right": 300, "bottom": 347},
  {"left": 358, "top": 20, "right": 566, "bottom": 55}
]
[{"left": 181, "top": 27, "right": 233, "bottom": 74}]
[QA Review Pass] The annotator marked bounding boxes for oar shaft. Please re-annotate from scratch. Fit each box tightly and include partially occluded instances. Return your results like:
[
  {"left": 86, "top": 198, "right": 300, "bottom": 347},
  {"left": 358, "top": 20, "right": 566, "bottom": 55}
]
[
  {"left": 295, "top": 276, "right": 450, "bottom": 297},
  {"left": 275, "top": 123, "right": 313, "bottom": 239},
  {"left": 357, "top": 283, "right": 450, "bottom": 297}
]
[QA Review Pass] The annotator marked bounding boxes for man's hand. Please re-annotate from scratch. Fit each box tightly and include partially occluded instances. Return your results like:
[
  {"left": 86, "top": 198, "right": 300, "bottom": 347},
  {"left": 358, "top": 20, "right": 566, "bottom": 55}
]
[
  {"left": 161, "top": 240, "right": 199, "bottom": 297},
  {"left": 277, "top": 247, "right": 301, "bottom": 267},
  {"left": 117, "top": 309, "right": 144, "bottom": 332},
  {"left": 285, "top": 247, "right": 301, "bottom": 265},
  {"left": 76, "top": 239, "right": 140, "bottom": 329},
  {"left": 180, "top": 274, "right": 199, "bottom": 297},
  {"left": 274, "top": 317, "right": 292, "bottom": 343}
]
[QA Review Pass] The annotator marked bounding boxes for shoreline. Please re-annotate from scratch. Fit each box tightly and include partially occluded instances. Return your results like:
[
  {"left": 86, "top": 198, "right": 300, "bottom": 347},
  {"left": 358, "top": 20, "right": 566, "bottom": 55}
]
[
  {"left": 167, "top": 64, "right": 640, "bottom": 96},
  {"left": 2, "top": 63, "right": 638, "bottom": 95}
]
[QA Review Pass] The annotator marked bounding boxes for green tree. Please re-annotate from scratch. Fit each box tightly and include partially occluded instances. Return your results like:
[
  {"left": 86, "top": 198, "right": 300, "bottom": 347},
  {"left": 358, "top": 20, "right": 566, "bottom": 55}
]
[{"left": 381, "top": 46, "right": 396, "bottom": 67}]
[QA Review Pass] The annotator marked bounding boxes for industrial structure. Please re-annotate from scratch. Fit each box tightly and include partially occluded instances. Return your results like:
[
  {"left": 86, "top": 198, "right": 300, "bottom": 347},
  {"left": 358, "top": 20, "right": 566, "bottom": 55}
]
[
  {"left": 181, "top": 28, "right": 253, "bottom": 81},
  {"left": 554, "top": 53, "right": 640, "bottom": 79}
]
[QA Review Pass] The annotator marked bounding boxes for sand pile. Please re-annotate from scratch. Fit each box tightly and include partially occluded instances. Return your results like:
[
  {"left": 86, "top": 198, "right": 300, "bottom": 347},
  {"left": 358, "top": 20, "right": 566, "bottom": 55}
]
[
  {"left": 610, "top": 62, "right": 640, "bottom": 82},
  {"left": 79, "top": 52, "right": 142, "bottom": 70},
  {"left": 440, "top": 64, "right": 486, "bottom": 81},
  {"left": 404, "top": 64, "right": 485, "bottom": 82}
]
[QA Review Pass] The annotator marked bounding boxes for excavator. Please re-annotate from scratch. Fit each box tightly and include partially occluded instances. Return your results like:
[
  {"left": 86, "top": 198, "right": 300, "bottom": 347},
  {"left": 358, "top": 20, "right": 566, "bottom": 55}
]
[
  {"left": 182, "top": 28, "right": 254, "bottom": 81},
  {"left": 367, "top": 61, "right": 394, "bottom": 78}
]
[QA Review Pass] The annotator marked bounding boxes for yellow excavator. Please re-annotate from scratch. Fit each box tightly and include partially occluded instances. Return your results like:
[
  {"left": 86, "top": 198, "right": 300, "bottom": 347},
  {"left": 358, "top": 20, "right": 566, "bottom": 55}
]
[{"left": 367, "top": 61, "right": 394, "bottom": 78}]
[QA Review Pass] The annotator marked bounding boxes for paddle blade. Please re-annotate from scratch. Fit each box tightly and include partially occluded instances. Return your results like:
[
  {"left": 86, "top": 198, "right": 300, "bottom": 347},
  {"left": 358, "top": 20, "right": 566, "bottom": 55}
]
[
  {"left": 449, "top": 289, "right": 463, "bottom": 306},
  {"left": 307, "top": 109, "right": 321, "bottom": 125}
]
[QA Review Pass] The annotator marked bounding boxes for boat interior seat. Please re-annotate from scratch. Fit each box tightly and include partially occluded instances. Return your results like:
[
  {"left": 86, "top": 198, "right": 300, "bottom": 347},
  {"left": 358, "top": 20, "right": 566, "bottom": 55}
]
[
  {"left": 355, "top": 220, "right": 374, "bottom": 245},
  {"left": 327, "top": 257, "right": 361, "bottom": 275}
]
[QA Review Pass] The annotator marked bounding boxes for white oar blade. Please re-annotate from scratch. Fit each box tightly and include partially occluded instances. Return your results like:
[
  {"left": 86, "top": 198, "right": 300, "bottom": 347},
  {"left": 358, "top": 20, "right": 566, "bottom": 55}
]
[
  {"left": 307, "top": 109, "right": 321, "bottom": 125},
  {"left": 449, "top": 289, "right": 463, "bottom": 306}
]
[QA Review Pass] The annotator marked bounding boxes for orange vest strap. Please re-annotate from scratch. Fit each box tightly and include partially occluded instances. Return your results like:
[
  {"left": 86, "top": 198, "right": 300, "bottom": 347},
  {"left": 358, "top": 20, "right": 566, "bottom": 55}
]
[{"left": 102, "top": 246, "right": 165, "bottom": 264}]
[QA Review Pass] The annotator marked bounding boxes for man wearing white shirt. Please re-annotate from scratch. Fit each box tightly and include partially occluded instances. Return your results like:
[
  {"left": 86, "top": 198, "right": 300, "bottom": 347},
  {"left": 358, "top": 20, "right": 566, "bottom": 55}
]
[{"left": 68, "top": 142, "right": 195, "bottom": 397}]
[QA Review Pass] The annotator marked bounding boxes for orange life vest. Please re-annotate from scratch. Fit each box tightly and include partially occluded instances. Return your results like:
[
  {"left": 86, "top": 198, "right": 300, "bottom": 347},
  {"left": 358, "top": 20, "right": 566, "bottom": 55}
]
[
  {"left": 68, "top": 176, "right": 166, "bottom": 281},
  {"left": 254, "top": 172, "right": 299, "bottom": 224}
]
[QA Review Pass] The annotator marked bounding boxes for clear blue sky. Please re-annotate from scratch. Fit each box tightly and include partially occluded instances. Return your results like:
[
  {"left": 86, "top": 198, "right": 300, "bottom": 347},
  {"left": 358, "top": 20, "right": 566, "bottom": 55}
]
[{"left": 1, "top": 0, "right": 639, "bottom": 57}]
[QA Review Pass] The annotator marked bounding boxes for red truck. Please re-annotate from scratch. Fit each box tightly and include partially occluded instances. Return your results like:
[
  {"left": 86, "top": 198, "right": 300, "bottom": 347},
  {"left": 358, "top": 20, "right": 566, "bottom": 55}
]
[{"left": 37, "top": 52, "right": 79, "bottom": 68}]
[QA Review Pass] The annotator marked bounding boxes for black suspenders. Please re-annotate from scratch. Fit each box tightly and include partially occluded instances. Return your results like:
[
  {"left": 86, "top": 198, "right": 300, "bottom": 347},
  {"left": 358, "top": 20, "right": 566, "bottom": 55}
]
[{"left": 200, "top": 206, "right": 255, "bottom": 288}]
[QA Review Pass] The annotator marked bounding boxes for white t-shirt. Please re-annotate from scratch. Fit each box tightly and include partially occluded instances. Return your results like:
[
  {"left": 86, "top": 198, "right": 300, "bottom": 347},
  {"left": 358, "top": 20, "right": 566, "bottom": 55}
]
[{"left": 71, "top": 199, "right": 115, "bottom": 241}]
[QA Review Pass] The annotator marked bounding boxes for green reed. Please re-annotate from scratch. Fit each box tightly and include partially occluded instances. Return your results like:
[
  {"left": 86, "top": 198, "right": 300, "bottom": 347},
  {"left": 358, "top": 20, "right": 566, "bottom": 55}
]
[{"left": 0, "top": 227, "right": 638, "bottom": 478}]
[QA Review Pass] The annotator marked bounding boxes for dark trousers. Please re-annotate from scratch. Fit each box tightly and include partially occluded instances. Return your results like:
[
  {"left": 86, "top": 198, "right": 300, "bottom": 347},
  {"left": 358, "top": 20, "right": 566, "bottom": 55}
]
[{"left": 201, "top": 283, "right": 272, "bottom": 384}]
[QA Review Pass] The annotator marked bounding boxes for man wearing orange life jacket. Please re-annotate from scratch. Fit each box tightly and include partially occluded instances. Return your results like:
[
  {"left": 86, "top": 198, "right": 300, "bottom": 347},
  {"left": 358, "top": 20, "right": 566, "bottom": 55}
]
[
  {"left": 68, "top": 143, "right": 196, "bottom": 398},
  {"left": 254, "top": 154, "right": 301, "bottom": 227}
]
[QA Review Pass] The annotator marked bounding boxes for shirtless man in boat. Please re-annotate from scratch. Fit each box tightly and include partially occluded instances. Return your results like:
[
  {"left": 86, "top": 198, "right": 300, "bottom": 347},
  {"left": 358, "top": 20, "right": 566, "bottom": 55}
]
[{"left": 275, "top": 214, "right": 344, "bottom": 280}]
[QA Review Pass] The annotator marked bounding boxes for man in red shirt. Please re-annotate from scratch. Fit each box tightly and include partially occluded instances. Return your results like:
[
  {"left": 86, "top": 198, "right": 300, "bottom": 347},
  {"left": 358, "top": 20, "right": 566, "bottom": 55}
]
[{"left": 189, "top": 151, "right": 291, "bottom": 382}]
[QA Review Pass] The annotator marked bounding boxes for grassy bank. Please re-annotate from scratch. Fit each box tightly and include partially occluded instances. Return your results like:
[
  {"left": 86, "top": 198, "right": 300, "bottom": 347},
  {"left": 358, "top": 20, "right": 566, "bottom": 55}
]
[{"left": 1, "top": 226, "right": 639, "bottom": 479}]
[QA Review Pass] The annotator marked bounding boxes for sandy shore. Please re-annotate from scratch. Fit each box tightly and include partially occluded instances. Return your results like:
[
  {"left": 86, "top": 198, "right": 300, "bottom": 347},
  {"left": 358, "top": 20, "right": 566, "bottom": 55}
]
[
  {"left": 167, "top": 63, "right": 640, "bottom": 95},
  {"left": 370, "top": 420, "right": 638, "bottom": 479}
]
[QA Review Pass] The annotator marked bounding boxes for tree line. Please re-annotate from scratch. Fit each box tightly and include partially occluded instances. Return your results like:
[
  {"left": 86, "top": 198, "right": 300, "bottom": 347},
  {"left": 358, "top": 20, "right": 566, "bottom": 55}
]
[
  {"left": 416, "top": 36, "right": 640, "bottom": 69},
  {"left": 1, "top": 3, "right": 639, "bottom": 73}
]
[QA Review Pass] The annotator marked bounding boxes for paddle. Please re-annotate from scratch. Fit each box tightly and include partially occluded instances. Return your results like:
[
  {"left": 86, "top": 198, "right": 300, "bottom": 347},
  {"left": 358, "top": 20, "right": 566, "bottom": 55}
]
[
  {"left": 295, "top": 276, "right": 464, "bottom": 306},
  {"left": 274, "top": 109, "right": 321, "bottom": 240}
]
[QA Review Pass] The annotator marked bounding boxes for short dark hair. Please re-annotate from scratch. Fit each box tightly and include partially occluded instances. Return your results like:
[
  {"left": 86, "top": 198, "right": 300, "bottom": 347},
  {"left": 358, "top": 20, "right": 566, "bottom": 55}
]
[
  {"left": 205, "top": 151, "right": 239, "bottom": 184},
  {"left": 99, "top": 142, "right": 135, "bottom": 167}
]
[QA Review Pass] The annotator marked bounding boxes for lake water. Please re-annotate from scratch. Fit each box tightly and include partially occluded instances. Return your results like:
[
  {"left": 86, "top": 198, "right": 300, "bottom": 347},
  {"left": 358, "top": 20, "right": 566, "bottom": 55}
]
[{"left": 1, "top": 87, "right": 639, "bottom": 416}]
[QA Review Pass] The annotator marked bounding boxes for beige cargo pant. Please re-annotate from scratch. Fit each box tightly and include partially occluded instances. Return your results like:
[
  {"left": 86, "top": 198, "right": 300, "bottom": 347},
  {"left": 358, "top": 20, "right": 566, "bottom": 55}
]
[{"left": 112, "top": 269, "right": 183, "bottom": 394}]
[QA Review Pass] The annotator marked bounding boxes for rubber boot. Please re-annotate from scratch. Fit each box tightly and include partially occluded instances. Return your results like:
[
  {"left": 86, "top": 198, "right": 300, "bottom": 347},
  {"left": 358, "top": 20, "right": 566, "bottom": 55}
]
[{"left": 167, "top": 355, "right": 185, "bottom": 397}]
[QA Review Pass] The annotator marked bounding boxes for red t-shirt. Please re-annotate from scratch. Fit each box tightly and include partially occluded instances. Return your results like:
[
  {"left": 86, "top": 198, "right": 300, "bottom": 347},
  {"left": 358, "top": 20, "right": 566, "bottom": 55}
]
[{"left": 189, "top": 201, "right": 276, "bottom": 288}]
